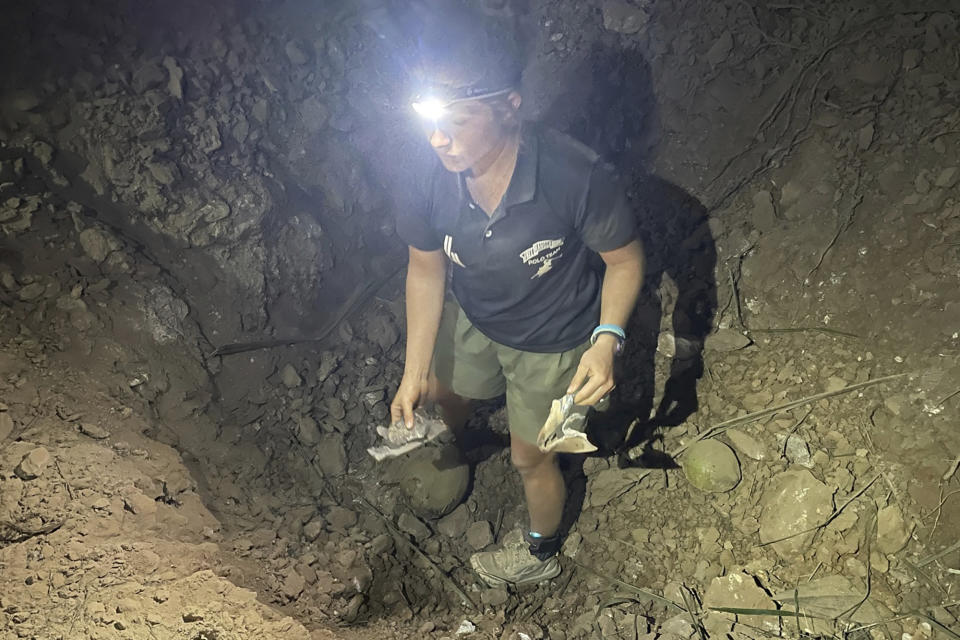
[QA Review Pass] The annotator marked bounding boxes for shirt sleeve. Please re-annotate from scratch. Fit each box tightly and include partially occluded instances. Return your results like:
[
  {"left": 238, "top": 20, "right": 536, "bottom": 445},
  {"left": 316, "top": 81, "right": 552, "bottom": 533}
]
[
  {"left": 575, "top": 160, "right": 637, "bottom": 253},
  {"left": 394, "top": 165, "right": 443, "bottom": 252}
]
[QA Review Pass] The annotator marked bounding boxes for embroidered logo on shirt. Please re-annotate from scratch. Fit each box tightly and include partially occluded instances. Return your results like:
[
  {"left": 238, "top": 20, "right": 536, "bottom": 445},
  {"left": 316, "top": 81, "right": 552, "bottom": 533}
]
[
  {"left": 443, "top": 235, "right": 466, "bottom": 268},
  {"left": 519, "top": 237, "right": 564, "bottom": 279}
]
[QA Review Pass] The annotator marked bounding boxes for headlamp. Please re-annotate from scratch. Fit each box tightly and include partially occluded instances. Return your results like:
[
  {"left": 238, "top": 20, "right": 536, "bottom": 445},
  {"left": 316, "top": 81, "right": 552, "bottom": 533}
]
[
  {"left": 411, "top": 98, "right": 448, "bottom": 120},
  {"left": 411, "top": 87, "right": 514, "bottom": 121}
]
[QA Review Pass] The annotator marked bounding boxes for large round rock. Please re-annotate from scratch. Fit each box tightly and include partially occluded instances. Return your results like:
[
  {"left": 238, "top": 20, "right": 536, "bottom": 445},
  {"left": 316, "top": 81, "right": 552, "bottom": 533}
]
[
  {"left": 399, "top": 444, "right": 470, "bottom": 518},
  {"left": 683, "top": 440, "right": 741, "bottom": 492}
]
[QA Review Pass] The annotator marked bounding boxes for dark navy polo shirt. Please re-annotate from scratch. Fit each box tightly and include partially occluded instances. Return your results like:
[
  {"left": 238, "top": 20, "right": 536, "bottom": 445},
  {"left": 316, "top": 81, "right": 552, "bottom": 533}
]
[{"left": 396, "top": 124, "right": 637, "bottom": 353}]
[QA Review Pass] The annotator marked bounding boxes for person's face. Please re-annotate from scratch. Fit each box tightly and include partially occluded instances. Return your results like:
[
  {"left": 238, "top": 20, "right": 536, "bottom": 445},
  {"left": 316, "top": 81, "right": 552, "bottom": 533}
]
[{"left": 419, "top": 93, "right": 519, "bottom": 173}]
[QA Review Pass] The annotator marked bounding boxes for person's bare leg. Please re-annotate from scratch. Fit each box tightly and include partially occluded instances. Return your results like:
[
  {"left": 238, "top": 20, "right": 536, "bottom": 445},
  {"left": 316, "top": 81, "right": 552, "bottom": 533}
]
[
  {"left": 511, "top": 438, "right": 564, "bottom": 536},
  {"left": 427, "top": 373, "right": 475, "bottom": 438}
]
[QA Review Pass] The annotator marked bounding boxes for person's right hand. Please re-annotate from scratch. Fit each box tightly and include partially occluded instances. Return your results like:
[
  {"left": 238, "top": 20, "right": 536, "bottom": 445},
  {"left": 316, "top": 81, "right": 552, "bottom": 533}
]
[{"left": 390, "top": 372, "right": 428, "bottom": 429}]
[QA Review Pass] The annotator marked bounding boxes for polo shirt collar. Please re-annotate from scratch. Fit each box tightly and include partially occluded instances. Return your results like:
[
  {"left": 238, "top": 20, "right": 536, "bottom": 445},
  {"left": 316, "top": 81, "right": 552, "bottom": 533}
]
[
  {"left": 502, "top": 125, "right": 538, "bottom": 208},
  {"left": 456, "top": 125, "right": 539, "bottom": 210}
]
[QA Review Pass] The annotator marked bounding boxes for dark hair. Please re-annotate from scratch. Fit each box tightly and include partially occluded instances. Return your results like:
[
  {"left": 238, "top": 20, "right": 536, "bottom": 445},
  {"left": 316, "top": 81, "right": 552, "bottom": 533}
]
[{"left": 414, "top": 6, "right": 522, "bottom": 96}]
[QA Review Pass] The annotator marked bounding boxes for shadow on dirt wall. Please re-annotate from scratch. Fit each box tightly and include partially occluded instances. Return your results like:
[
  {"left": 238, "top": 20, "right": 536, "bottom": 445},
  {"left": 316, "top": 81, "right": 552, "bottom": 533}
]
[{"left": 539, "top": 42, "right": 718, "bottom": 535}]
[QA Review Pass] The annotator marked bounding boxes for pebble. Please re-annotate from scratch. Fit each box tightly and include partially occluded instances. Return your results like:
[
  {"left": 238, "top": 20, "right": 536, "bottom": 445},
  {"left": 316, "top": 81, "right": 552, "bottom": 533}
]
[
  {"left": 325, "top": 506, "right": 357, "bottom": 532},
  {"left": 876, "top": 504, "right": 913, "bottom": 554},
  {"left": 601, "top": 0, "right": 649, "bottom": 35},
  {"left": 465, "top": 521, "right": 493, "bottom": 550},
  {"left": 78, "top": 422, "right": 110, "bottom": 439},
  {"left": 0, "top": 412, "right": 13, "bottom": 441},
  {"left": 705, "top": 328, "right": 752, "bottom": 352},
  {"left": 480, "top": 588, "right": 509, "bottom": 607},
  {"left": 18, "top": 282, "right": 45, "bottom": 301},
  {"left": 742, "top": 389, "right": 773, "bottom": 412},
  {"left": 123, "top": 492, "right": 158, "bottom": 516},
  {"left": 280, "top": 364, "right": 302, "bottom": 388},
  {"left": 281, "top": 567, "right": 306, "bottom": 600},
  {"left": 777, "top": 433, "right": 813, "bottom": 467},
  {"left": 934, "top": 167, "right": 958, "bottom": 188},
  {"left": 397, "top": 511, "right": 431, "bottom": 540},
  {"left": 725, "top": 429, "right": 766, "bottom": 460},
  {"left": 437, "top": 504, "right": 471, "bottom": 538},
  {"left": 456, "top": 620, "right": 477, "bottom": 635},
  {"left": 15, "top": 447, "right": 51, "bottom": 480}
]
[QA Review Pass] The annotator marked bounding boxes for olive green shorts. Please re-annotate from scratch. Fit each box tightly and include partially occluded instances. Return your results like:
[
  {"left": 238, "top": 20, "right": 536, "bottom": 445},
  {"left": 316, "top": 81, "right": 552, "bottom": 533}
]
[{"left": 432, "top": 299, "right": 591, "bottom": 445}]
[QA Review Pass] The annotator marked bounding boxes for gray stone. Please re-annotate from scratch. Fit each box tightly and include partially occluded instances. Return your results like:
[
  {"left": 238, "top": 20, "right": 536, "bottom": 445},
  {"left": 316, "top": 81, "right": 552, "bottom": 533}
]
[
  {"left": 935, "top": 167, "right": 959, "bottom": 189},
  {"left": 397, "top": 511, "right": 431, "bottom": 540},
  {"left": 657, "top": 331, "right": 676, "bottom": 357},
  {"left": 296, "top": 414, "right": 321, "bottom": 445},
  {"left": 876, "top": 504, "right": 912, "bottom": 554},
  {"left": 759, "top": 469, "right": 834, "bottom": 557},
  {"left": 282, "top": 567, "right": 306, "bottom": 600},
  {"left": 776, "top": 433, "right": 813, "bottom": 467},
  {"left": 0, "top": 412, "right": 12, "bottom": 441},
  {"left": 79, "top": 227, "right": 115, "bottom": 263},
  {"left": 200, "top": 199, "right": 231, "bottom": 223},
  {"left": 285, "top": 40, "right": 310, "bottom": 65},
  {"left": 15, "top": 447, "right": 51, "bottom": 480},
  {"left": 725, "top": 429, "right": 766, "bottom": 461},
  {"left": 602, "top": 0, "right": 649, "bottom": 34},
  {"left": 683, "top": 440, "right": 741, "bottom": 492},
  {"left": 132, "top": 62, "right": 166, "bottom": 93},
  {"left": 742, "top": 389, "right": 773, "bottom": 412},
  {"left": 123, "top": 491, "right": 158, "bottom": 516},
  {"left": 705, "top": 328, "right": 751, "bottom": 352},
  {"left": 824, "top": 376, "right": 847, "bottom": 392},
  {"left": 314, "top": 434, "right": 347, "bottom": 476},
  {"left": 297, "top": 97, "right": 329, "bottom": 133},
  {"left": 326, "top": 506, "right": 357, "bottom": 532},
  {"left": 78, "top": 422, "right": 110, "bottom": 440},
  {"left": 706, "top": 31, "right": 734, "bottom": 67},
  {"left": 303, "top": 517, "right": 324, "bottom": 541},
  {"left": 146, "top": 159, "right": 177, "bottom": 185},
  {"left": 659, "top": 614, "right": 696, "bottom": 639},
  {"left": 399, "top": 444, "right": 470, "bottom": 518},
  {"left": 480, "top": 588, "right": 509, "bottom": 607},
  {"left": 703, "top": 572, "right": 779, "bottom": 632},
  {"left": 324, "top": 396, "right": 346, "bottom": 420},
  {"left": 162, "top": 56, "right": 184, "bottom": 99},
  {"left": 281, "top": 364, "right": 302, "bottom": 388},
  {"left": 30, "top": 141, "right": 54, "bottom": 167},
  {"left": 18, "top": 282, "right": 45, "bottom": 301},
  {"left": 465, "top": 521, "right": 493, "bottom": 550},
  {"left": 437, "top": 504, "right": 471, "bottom": 538}
]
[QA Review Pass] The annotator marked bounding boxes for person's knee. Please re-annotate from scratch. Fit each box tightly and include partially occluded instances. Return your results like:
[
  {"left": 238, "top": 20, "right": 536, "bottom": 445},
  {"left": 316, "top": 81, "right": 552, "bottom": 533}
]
[{"left": 511, "top": 444, "right": 554, "bottom": 477}]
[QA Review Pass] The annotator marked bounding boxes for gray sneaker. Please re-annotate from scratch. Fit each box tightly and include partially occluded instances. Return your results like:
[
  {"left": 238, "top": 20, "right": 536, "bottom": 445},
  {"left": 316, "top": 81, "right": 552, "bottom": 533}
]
[{"left": 470, "top": 529, "right": 561, "bottom": 587}]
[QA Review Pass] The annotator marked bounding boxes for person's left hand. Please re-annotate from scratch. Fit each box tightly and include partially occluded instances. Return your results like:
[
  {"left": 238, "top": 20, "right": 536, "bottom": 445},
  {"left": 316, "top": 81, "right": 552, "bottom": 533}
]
[{"left": 568, "top": 335, "right": 618, "bottom": 405}]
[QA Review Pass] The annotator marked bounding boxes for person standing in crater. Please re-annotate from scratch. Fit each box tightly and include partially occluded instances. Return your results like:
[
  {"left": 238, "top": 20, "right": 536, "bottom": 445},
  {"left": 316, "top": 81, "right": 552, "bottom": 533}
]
[{"left": 389, "top": 9, "right": 645, "bottom": 587}]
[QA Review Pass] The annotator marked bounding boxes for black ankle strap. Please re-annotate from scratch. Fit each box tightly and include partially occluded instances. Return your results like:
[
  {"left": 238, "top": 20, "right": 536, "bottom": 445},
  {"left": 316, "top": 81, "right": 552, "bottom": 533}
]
[{"left": 524, "top": 531, "right": 561, "bottom": 560}]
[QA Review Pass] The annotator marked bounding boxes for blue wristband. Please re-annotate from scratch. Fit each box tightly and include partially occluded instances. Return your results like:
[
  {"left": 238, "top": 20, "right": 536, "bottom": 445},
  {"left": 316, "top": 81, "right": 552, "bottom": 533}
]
[{"left": 591, "top": 324, "right": 626, "bottom": 345}]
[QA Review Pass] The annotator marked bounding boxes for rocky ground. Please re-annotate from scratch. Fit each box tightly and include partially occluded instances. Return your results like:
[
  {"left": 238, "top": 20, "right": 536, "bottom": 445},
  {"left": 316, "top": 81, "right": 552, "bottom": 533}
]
[{"left": 2, "top": 0, "right": 959, "bottom": 639}]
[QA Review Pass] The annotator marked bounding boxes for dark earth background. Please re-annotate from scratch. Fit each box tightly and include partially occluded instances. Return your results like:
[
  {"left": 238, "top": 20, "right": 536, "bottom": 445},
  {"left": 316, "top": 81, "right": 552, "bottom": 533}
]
[{"left": 1, "top": 0, "right": 959, "bottom": 638}]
